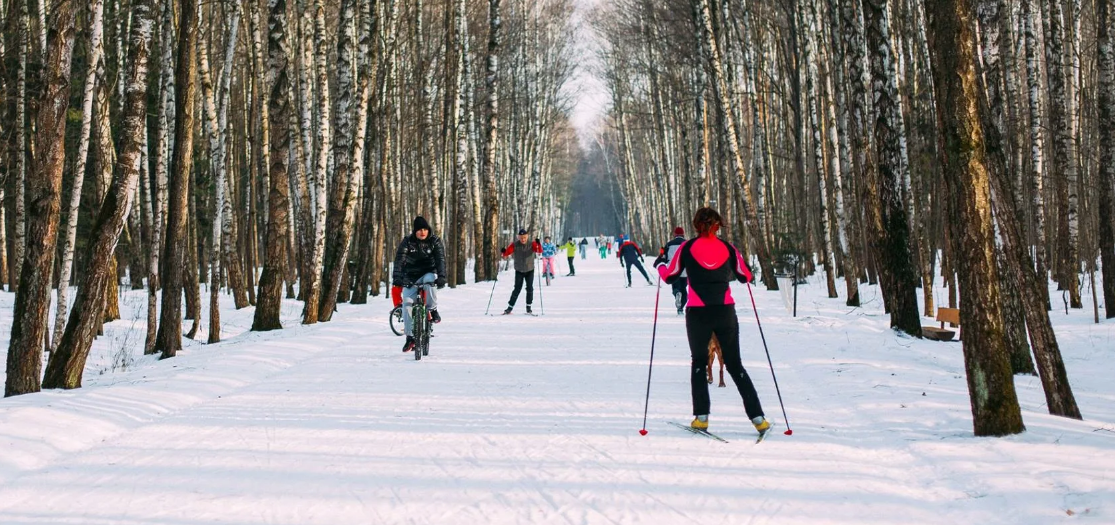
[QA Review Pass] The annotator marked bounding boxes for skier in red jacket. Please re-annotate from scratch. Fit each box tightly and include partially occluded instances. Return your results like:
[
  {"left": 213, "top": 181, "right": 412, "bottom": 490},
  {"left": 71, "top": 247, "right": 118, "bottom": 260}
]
[
  {"left": 500, "top": 229, "right": 542, "bottom": 314},
  {"left": 617, "top": 237, "right": 652, "bottom": 287}
]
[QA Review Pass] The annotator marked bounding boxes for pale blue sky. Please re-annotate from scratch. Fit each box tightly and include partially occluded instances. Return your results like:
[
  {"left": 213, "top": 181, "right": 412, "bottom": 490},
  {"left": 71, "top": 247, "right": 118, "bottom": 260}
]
[{"left": 568, "top": 0, "right": 608, "bottom": 146}]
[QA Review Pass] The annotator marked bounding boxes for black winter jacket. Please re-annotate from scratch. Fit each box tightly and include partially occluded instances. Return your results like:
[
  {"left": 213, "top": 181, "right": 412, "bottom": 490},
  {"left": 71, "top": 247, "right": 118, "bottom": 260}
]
[{"left": 392, "top": 233, "right": 447, "bottom": 286}]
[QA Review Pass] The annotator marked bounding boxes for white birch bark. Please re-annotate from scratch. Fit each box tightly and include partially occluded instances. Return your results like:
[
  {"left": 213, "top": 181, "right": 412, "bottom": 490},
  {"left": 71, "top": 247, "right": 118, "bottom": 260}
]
[
  {"left": 51, "top": 0, "right": 105, "bottom": 352},
  {"left": 450, "top": 0, "right": 468, "bottom": 285},
  {"left": 804, "top": 0, "right": 838, "bottom": 298},
  {"left": 34, "top": 0, "right": 44, "bottom": 55},
  {"left": 1022, "top": 0, "right": 1047, "bottom": 292},
  {"left": 692, "top": 0, "right": 774, "bottom": 287},
  {"left": 11, "top": 0, "right": 29, "bottom": 293},
  {"left": 300, "top": 0, "right": 329, "bottom": 324},
  {"left": 481, "top": 0, "right": 502, "bottom": 281},
  {"left": 145, "top": 0, "right": 174, "bottom": 355},
  {"left": 1045, "top": 0, "right": 1081, "bottom": 307}
]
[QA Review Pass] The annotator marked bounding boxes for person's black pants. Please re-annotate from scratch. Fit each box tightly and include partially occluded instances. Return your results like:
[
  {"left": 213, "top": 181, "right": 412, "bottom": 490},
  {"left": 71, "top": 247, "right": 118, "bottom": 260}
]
[
  {"left": 624, "top": 258, "right": 650, "bottom": 285},
  {"left": 508, "top": 270, "right": 534, "bottom": 307},
  {"left": 567, "top": 256, "right": 575, "bottom": 275},
  {"left": 685, "top": 304, "right": 764, "bottom": 420},
  {"left": 672, "top": 277, "right": 688, "bottom": 309}
]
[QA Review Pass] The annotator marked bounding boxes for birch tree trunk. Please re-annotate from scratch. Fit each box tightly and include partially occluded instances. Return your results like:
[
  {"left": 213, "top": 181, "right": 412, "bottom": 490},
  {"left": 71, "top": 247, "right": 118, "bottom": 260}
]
[
  {"left": 481, "top": 0, "right": 502, "bottom": 282},
  {"left": 829, "top": 0, "right": 861, "bottom": 306},
  {"left": 1096, "top": 0, "right": 1115, "bottom": 319},
  {"left": 693, "top": 0, "right": 775, "bottom": 289},
  {"left": 1022, "top": 0, "right": 1049, "bottom": 310},
  {"left": 91, "top": 62, "right": 119, "bottom": 327},
  {"left": 804, "top": 0, "right": 838, "bottom": 299},
  {"left": 865, "top": 0, "right": 921, "bottom": 336},
  {"left": 1045, "top": 0, "right": 1081, "bottom": 308},
  {"left": 5, "top": 0, "right": 78, "bottom": 396},
  {"left": 43, "top": 0, "right": 152, "bottom": 388},
  {"left": 197, "top": 3, "right": 241, "bottom": 342},
  {"left": 154, "top": 0, "right": 199, "bottom": 359},
  {"left": 450, "top": 0, "right": 468, "bottom": 286},
  {"left": 300, "top": 0, "right": 331, "bottom": 325},
  {"left": 924, "top": 0, "right": 1024, "bottom": 436},
  {"left": 318, "top": 0, "right": 358, "bottom": 321},
  {"left": 974, "top": 0, "right": 1081, "bottom": 419},
  {"left": 466, "top": 35, "right": 485, "bottom": 284},
  {"left": 215, "top": 4, "right": 247, "bottom": 310},
  {"left": 253, "top": 0, "right": 294, "bottom": 331},
  {"left": 52, "top": 0, "right": 105, "bottom": 352},
  {"left": 145, "top": 0, "right": 174, "bottom": 355},
  {"left": 9, "top": 0, "right": 29, "bottom": 293},
  {"left": 976, "top": 0, "right": 1035, "bottom": 375}
]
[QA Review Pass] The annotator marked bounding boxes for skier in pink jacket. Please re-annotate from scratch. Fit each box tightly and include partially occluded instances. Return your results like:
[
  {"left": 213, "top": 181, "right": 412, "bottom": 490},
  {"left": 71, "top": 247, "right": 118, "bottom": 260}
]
[{"left": 658, "top": 207, "right": 771, "bottom": 439}]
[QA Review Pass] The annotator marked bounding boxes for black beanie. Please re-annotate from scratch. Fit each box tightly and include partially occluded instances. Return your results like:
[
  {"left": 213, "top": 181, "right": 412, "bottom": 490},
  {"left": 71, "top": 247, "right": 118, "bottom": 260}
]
[{"left": 413, "top": 216, "right": 431, "bottom": 233}]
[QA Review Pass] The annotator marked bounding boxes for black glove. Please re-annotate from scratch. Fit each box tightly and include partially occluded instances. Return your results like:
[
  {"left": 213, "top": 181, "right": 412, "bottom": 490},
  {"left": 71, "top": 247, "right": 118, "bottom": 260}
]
[{"left": 436, "top": 275, "right": 446, "bottom": 289}]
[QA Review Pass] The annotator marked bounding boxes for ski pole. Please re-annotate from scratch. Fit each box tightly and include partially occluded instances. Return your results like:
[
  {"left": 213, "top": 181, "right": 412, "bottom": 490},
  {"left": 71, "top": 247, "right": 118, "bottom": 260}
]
[
  {"left": 536, "top": 258, "right": 544, "bottom": 315},
  {"left": 639, "top": 277, "right": 663, "bottom": 436},
  {"left": 745, "top": 282, "right": 792, "bottom": 435},
  {"left": 484, "top": 268, "right": 500, "bottom": 316}
]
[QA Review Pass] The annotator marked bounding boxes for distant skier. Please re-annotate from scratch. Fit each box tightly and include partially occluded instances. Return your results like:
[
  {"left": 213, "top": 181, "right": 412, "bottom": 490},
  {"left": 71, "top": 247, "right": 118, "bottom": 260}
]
[
  {"left": 597, "top": 234, "right": 608, "bottom": 259},
  {"left": 559, "top": 237, "right": 578, "bottom": 276},
  {"left": 501, "top": 229, "right": 542, "bottom": 314},
  {"left": 657, "top": 207, "right": 770, "bottom": 439},
  {"left": 579, "top": 238, "right": 588, "bottom": 259},
  {"left": 392, "top": 216, "right": 447, "bottom": 353},
  {"left": 540, "top": 236, "right": 558, "bottom": 281},
  {"left": 616, "top": 236, "right": 652, "bottom": 287},
  {"left": 653, "top": 226, "right": 688, "bottom": 314}
]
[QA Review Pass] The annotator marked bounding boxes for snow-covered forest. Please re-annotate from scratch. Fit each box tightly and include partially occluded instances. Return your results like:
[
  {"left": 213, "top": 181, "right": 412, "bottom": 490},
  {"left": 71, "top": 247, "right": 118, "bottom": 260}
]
[{"left": 0, "top": 0, "right": 1113, "bottom": 521}]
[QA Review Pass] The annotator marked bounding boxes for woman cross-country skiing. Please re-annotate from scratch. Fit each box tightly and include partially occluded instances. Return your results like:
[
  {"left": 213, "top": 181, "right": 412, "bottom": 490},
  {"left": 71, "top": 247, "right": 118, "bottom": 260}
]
[
  {"left": 540, "top": 236, "right": 558, "bottom": 281},
  {"left": 657, "top": 207, "right": 772, "bottom": 439},
  {"left": 559, "top": 237, "right": 577, "bottom": 276}
]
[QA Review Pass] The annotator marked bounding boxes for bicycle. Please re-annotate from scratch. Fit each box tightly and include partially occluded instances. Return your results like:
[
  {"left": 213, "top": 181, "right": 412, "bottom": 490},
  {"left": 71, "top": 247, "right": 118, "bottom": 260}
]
[{"left": 390, "top": 288, "right": 434, "bottom": 340}]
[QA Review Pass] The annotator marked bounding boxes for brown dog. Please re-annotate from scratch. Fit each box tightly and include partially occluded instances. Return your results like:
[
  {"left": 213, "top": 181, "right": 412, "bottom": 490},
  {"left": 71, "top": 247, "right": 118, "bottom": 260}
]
[{"left": 707, "top": 333, "right": 726, "bottom": 387}]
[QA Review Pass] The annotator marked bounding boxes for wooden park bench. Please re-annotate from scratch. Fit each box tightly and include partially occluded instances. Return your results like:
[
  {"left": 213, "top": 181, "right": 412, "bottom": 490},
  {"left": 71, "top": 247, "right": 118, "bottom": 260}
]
[{"left": 922, "top": 307, "right": 960, "bottom": 341}]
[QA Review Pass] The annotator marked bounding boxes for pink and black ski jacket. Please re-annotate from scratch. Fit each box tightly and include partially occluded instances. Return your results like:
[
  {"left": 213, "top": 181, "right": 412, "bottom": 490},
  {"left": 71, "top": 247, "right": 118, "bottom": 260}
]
[{"left": 657, "top": 236, "right": 753, "bottom": 307}]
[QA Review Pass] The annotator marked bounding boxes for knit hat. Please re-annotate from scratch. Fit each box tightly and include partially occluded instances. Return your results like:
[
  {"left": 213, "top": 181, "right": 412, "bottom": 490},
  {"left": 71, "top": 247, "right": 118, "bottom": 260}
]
[
  {"left": 673, "top": 226, "right": 684, "bottom": 236},
  {"left": 413, "top": 216, "right": 431, "bottom": 233},
  {"left": 518, "top": 228, "right": 528, "bottom": 235}
]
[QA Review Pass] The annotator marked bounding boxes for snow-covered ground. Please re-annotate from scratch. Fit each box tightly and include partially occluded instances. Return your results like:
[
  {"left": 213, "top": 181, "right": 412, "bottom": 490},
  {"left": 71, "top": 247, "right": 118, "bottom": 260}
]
[{"left": 0, "top": 251, "right": 1112, "bottom": 524}]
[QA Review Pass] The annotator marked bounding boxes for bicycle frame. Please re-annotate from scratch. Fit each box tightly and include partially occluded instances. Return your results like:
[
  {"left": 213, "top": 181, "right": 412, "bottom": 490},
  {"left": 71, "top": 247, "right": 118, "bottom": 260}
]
[{"left": 410, "top": 284, "right": 434, "bottom": 359}]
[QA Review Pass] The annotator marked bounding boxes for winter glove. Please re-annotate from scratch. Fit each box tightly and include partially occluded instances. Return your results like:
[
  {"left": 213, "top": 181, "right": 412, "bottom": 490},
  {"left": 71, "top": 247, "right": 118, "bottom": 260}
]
[{"left": 436, "top": 275, "right": 446, "bottom": 289}]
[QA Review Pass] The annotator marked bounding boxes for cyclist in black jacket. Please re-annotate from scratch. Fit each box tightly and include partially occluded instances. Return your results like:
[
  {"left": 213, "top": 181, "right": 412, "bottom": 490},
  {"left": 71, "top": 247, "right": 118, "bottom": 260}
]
[{"left": 393, "top": 216, "right": 447, "bottom": 353}]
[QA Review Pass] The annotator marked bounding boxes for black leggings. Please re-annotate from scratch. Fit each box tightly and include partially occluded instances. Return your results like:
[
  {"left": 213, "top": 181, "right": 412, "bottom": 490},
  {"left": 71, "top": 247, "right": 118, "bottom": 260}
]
[
  {"left": 508, "top": 270, "right": 534, "bottom": 307},
  {"left": 625, "top": 259, "right": 650, "bottom": 284},
  {"left": 567, "top": 256, "right": 575, "bottom": 274},
  {"left": 672, "top": 277, "right": 688, "bottom": 308},
  {"left": 685, "top": 304, "right": 764, "bottom": 419}
]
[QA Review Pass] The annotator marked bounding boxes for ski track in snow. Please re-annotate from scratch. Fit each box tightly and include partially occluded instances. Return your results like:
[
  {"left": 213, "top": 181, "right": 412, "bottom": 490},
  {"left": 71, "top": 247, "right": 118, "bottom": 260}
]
[{"left": 0, "top": 252, "right": 1113, "bottom": 524}]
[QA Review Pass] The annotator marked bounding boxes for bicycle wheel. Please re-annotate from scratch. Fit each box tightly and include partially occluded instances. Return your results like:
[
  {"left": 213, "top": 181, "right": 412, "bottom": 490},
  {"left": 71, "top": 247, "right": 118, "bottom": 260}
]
[
  {"left": 421, "top": 317, "right": 430, "bottom": 356},
  {"left": 389, "top": 306, "right": 405, "bottom": 336},
  {"left": 412, "top": 304, "right": 425, "bottom": 360}
]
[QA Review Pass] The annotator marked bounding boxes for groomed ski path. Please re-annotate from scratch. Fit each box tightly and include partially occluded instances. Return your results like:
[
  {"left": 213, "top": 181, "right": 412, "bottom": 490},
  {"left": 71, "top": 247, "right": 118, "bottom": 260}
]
[{"left": 1, "top": 252, "right": 1113, "bottom": 524}]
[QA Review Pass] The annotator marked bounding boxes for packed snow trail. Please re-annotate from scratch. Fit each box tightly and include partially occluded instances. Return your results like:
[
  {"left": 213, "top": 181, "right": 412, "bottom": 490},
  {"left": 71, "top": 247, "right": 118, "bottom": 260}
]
[{"left": 0, "top": 250, "right": 1113, "bottom": 524}]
